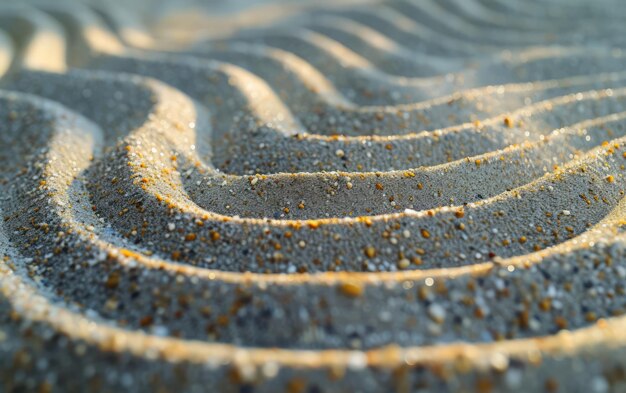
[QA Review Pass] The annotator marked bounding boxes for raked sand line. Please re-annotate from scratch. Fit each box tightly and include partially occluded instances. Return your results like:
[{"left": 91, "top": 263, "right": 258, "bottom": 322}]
[
  {"left": 0, "top": 31, "right": 12, "bottom": 77},
  {"left": 3, "top": 0, "right": 626, "bottom": 392}
]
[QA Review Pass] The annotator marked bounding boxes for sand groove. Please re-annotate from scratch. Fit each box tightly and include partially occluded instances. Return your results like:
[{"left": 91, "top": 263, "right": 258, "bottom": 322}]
[{"left": 2, "top": 0, "right": 626, "bottom": 392}]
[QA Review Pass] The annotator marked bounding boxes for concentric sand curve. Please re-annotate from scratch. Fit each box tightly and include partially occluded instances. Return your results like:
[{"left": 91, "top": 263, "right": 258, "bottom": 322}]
[{"left": 2, "top": 0, "right": 626, "bottom": 392}]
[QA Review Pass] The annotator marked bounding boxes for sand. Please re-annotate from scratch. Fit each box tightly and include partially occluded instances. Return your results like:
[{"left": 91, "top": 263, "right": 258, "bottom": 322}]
[{"left": 1, "top": 0, "right": 626, "bottom": 392}]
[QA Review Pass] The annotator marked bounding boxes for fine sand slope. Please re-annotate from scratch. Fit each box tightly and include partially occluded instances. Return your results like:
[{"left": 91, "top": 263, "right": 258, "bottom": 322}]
[{"left": 2, "top": 0, "right": 626, "bottom": 391}]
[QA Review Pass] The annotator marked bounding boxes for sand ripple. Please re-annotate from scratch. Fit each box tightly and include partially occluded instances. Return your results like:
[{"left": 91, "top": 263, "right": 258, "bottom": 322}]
[{"left": 2, "top": 0, "right": 626, "bottom": 391}]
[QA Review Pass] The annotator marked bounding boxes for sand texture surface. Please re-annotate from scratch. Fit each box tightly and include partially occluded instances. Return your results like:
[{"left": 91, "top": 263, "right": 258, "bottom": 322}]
[{"left": 2, "top": 0, "right": 626, "bottom": 391}]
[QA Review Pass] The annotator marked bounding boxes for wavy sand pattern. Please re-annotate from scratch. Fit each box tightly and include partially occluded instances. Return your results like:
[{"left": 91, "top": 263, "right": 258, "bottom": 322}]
[{"left": 2, "top": 0, "right": 626, "bottom": 391}]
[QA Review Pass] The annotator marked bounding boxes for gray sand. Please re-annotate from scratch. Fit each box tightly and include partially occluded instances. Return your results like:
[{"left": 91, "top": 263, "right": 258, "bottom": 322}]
[{"left": 2, "top": 0, "right": 626, "bottom": 392}]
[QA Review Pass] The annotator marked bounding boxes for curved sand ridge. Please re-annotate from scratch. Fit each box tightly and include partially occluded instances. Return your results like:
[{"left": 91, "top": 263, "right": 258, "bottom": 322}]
[{"left": 2, "top": 0, "right": 626, "bottom": 391}]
